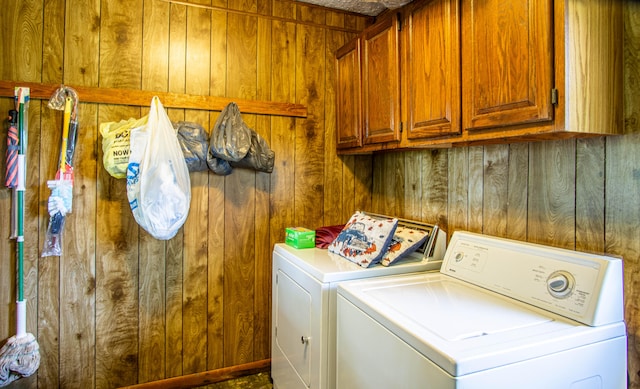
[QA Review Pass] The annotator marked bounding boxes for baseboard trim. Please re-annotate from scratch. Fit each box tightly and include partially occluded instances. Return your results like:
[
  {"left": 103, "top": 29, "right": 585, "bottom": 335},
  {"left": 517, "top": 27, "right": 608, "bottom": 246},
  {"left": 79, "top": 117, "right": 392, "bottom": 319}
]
[{"left": 119, "top": 358, "right": 271, "bottom": 389}]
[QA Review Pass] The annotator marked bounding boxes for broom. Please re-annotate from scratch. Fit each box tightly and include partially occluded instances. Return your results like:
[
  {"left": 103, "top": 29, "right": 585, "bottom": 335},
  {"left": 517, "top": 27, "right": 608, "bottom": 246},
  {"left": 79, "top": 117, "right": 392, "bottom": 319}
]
[{"left": 0, "top": 87, "right": 40, "bottom": 387}]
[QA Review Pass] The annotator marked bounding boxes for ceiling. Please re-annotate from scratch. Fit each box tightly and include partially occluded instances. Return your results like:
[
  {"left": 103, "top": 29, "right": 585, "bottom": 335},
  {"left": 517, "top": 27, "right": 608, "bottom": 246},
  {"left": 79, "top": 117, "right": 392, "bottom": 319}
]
[{"left": 297, "top": 0, "right": 412, "bottom": 16}]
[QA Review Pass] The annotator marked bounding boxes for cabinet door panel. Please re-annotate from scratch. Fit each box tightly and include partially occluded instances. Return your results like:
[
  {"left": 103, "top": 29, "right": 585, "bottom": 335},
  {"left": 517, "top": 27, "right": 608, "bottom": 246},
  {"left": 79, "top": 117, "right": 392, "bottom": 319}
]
[
  {"left": 336, "top": 39, "right": 363, "bottom": 149},
  {"left": 363, "top": 15, "right": 400, "bottom": 144},
  {"left": 407, "top": 0, "right": 460, "bottom": 139},
  {"left": 462, "top": 0, "right": 553, "bottom": 130}
]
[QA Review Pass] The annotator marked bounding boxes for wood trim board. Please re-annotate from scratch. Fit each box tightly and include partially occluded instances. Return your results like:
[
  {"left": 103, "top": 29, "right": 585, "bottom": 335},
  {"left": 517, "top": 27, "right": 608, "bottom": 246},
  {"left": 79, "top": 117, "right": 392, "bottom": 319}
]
[{"left": 0, "top": 80, "right": 307, "bottom": 118}]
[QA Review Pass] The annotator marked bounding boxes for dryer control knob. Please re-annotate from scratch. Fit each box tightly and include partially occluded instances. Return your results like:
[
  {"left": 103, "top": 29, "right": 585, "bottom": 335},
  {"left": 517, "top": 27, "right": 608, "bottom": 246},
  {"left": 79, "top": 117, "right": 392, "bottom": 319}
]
[{"left": 547, "top": 271, "right": 574, "bottom": 298}]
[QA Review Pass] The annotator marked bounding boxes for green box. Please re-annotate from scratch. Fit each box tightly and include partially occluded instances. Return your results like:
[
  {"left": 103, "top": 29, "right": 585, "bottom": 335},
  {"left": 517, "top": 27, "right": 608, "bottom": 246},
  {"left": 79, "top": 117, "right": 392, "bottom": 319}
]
[{"left": 285, "top": 227, "right": 316, "bottom": 249}]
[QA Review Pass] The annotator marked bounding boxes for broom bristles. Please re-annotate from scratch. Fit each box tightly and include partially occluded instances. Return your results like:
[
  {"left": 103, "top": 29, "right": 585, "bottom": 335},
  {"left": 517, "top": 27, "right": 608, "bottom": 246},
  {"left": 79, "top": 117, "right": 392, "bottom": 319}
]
[{"left": 0, "top": 333, "right": 40, "bottom": 387}]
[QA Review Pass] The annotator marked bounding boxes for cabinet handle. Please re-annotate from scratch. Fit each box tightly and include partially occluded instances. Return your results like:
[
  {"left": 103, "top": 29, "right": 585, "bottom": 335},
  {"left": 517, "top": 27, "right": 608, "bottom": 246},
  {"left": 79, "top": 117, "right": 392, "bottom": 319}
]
[{"left": 301, "top": 336, "right": 309, "bottom": 345}]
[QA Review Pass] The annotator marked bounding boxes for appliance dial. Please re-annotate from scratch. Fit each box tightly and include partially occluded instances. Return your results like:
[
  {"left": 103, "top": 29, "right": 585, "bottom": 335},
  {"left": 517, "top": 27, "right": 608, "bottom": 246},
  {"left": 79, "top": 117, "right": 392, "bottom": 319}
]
[{"left": 547, "top": 270, "right": 575, "bottom": 298}]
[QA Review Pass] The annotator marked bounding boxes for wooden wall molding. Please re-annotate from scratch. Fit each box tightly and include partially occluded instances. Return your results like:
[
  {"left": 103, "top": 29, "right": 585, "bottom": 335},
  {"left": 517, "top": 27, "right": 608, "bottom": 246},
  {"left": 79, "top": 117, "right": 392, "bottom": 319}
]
[
  {"left": 117, "top": 359, "right": 270, "bottom": 389},
  {"left": 0, "top": 80, "right": 307, "bottom": 118}
]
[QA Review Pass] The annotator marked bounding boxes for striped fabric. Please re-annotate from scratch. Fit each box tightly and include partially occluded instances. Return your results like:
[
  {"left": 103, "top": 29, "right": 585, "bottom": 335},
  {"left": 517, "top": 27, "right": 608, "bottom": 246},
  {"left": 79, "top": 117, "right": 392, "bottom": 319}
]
[{"left": 4, "top": 110, "right": 19, "bottom": 188}]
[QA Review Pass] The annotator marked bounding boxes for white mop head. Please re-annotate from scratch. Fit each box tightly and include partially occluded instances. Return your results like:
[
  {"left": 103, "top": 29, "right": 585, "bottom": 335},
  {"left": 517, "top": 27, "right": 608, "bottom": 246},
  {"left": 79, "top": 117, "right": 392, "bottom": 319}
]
[{"left": 0, "top": 333, "right": 40, "bottom": 387}]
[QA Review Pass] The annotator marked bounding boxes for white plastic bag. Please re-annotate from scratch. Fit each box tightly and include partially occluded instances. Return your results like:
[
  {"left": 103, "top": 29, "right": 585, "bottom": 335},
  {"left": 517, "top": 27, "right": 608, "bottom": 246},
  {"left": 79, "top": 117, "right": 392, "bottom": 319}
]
[{"left": 126, "top": 96, "right": 191, "bottom": 240}]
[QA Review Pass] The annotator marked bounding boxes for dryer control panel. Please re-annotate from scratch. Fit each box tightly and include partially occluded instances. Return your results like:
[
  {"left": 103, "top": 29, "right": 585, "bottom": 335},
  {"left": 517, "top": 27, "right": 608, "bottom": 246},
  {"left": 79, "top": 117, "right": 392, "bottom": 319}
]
[{"left": 441, "top": 232, "right": 624, "bottom": 326}]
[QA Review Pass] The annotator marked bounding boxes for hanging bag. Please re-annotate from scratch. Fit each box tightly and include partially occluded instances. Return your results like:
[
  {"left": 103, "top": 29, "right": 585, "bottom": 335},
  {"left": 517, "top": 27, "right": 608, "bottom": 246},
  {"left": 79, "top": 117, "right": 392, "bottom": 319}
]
[
  {"left": 126, "top": 97, "right": 191, "bottom": 240},
  {"left": 209, "top": 102, "right": 252, "bottom": 162}
]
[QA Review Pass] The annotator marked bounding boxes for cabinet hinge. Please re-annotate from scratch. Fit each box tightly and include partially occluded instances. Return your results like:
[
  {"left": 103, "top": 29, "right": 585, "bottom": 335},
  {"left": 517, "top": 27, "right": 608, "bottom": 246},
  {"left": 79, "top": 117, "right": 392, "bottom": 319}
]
[
  {"left": 397, "top": 13, "right": 402, "bottom": 31},
  {"left": 400, "top": 122, "right": 403, "bottom": 133},
  {"left": 551, "top": 88, "right": 558, "bottom": 105}
]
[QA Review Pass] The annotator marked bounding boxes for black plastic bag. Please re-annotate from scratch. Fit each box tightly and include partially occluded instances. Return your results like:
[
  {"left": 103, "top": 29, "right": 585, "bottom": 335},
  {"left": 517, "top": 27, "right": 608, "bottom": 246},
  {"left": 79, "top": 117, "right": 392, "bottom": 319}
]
[
  {"left": 207, "top": 102, "right": 275, "bottom": 175},
  {"left": 175, "top": 121, "right": 209, "bottom": 172},
  {"left": 209, "top": 102, "right": 251, "bottom": 162},
  {"left": 207, "top": 154, "right": 233, "bottom": 176},
  {"left": 230, "top": 130, "right": 275, "bottom": 173}
]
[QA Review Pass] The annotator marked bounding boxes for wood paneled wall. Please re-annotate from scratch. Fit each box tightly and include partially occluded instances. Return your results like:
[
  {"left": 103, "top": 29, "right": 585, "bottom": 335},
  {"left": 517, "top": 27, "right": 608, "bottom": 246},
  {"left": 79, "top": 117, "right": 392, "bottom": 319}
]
[
  {"left": 371, "top": 3, "right": 640, "bottom": 386},
  {"left": 0, "top": 1, "right": 371, "bottom": 387},
  {"left": 2, "top": 0, "right": 639, "bottom": 388}
]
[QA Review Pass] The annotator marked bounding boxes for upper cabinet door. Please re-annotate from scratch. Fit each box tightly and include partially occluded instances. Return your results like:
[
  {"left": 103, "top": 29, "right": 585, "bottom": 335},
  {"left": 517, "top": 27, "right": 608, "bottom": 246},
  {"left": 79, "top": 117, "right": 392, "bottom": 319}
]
[
  {"left": 336, "top": 38, "right": 363, "bottom": 149},
  {"left": 462, "top": 0, "right": 554, "bottom": 131},
  {"left": 405, "top": 0, "right": 461, "bottom": 140},
  {"left": 362, "top": 15, "right": 401, "bottom": 145}
]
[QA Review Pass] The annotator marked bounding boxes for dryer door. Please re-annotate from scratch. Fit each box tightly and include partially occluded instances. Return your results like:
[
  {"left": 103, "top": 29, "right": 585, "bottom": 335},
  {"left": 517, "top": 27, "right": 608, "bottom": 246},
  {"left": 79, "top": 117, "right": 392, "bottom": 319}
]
[{"left": 275, "top": 269, "right": 312, "bottom": 386}]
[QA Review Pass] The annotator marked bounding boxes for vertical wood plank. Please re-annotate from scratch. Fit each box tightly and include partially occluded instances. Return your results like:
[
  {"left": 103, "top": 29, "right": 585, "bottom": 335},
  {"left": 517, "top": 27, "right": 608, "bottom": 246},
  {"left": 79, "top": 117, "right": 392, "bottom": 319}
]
[
  {"left": 225, "top": 0, "right": 257, "bottom": 365},
  {"left": 482, "top": 144, "right": 508, "bottom": 236},
  {"left": 353, "top": 155, "right": 373, "bottom": 212},
  {"left": 253, "top": 11, "right": 273, "bottom": 361},
  {"left": 0, "top": 3, "right": 45, "bottom": 389},
  {"left": 62, "top": 0, "right": 101, "bottom": 387},
  {"left": 165, "top": 1, "right": 187, "bottom": 378},
  {"left": 467, "top": 146, "right": 483, "bottom": 232},
  {"left": 610, "top": 4, "right": 640, "bottom": 386},
  {"left": 606, "top": 133, "right": 640, "bottom": 389},
  {"left": 420, "top": 149, "right": 448, "bottom": 229},
  {"left": 371, "top": 154, "right": 387, "bottom": 214},
  {"left": 182, "top": 0, "right": 212, "bottom": 375},
  {"left": 95, "top": 105, "right": 140, "bottom": 389},
  {"left": 324, "top": 24, "right": 346, "bottom": 225},
  {"left": 269, "top": 5, "right": 296, "bottom": 248},
  {"left": 207, "top": 0, "right": 228, "bottom": 372},
  {"left": 95, "top": 0, "right": 144, "bottom": 386},
  {"left": 138, "top": 0, "right": 170, "bottom": 383},
  {"left": 527, "top": 139, "right": 576, "bottom": 249},
  {"left": 341, "top": 155, "right": 356, "bottom": 218},
  {"left": 37, "top": 107, "right": 62, "bottom": 389},
  {"left": 575, "top": 137, "right": 605, "bottom": 253},
  {"left": 505, "top": 143, "right": 529, "bottom": 241},
  {"left": 37, "top": 0, "right": 65, "bottom": 386},
  {"left": 372, "top": 153, "right": 404, "bottom": 216},
  {"left": 294, "top": 17, "right": 325, "bottom": 227},
  {"left": 404, "top": 151, "right": 422, "bottom": 219},
  {"left": 447, "top": 147, "right": 468, "bottom": 235}
]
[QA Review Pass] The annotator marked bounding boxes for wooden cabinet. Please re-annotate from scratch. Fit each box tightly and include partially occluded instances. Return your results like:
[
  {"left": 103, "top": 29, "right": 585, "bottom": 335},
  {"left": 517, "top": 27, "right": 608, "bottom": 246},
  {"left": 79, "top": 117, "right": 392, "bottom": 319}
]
[
  {"left": 462, "top": 0, "right": 554, "bottom": 132},
  {"left": 336, "top": 14, "right": 400, "bottom": 152},
  {"left": 460, "top": 0, "right": 623, "bottom": 143},
  {"left": 336, "top": 39, "right": 363, "bottom": 149},
  {"left": 401, "top": 0, "right": 461, "bottom": 146},
  {"left": 361, "top": 15, "right": 401, "bottom": 145},
  {"left": 336, "top": 0, "right": 623, "bottom": 153}
]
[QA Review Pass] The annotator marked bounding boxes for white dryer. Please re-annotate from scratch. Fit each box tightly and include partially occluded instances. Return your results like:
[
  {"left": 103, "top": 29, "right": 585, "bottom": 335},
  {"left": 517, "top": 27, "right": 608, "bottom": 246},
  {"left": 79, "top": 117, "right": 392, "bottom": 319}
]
[
  {"left": 336, "top": 231, "right": 627, "bottom": 389},
  {"left": 271, "top": 224, "right": 446, "bottom": 389}
]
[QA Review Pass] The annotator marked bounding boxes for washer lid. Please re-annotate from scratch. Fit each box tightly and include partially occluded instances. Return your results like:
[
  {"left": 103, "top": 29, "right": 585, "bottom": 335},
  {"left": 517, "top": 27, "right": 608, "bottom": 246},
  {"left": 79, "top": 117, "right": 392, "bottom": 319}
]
[
  {"left": 273, "top": 243, "right": 440, "bottom": 283},
  {"left": 365, "top": 277, "right": 551, "bottom": 341},
  {"left": 338, "top": 273, "right": 627, "bottom": 376}
]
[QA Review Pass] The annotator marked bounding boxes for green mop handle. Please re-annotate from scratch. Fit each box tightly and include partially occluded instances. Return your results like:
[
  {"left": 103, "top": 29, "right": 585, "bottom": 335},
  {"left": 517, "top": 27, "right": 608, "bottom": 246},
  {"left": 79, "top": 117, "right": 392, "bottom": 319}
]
[{"left": 16, "top": 99, "right": 26, "bottom": 303}]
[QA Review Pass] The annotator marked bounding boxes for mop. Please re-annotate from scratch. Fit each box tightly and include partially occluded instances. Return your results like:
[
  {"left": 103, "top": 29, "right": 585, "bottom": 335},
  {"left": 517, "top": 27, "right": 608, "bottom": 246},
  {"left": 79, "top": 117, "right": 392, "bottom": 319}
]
[
  {"left": 0, "top": 87, "right": 40, "bottom": 387},
  {"left": 41, "top": 86, "right": 79, "bottom": 257}
]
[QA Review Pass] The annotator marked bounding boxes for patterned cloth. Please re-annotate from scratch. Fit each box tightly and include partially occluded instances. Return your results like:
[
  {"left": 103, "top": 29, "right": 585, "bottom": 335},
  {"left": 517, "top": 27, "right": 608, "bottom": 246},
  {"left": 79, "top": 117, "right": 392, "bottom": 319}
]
[
  {"left": 329, "top": 212, "right": 398, "bottom": 268},
  {"left": 380, "top": 226, "right": 429, "bottom": 266},
  {"left": 4, "top": 111, "right": 18, "bottom": 188}
]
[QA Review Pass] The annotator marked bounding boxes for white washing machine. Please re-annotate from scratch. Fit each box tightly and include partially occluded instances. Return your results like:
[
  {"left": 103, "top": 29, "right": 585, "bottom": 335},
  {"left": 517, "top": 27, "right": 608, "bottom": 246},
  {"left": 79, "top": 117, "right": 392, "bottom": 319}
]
[
  {"left": 336, "top": 231, "right": 628, "bottom": 389},
  {"left": 271, "top": 224, "right": 446, "bottom": 389}
]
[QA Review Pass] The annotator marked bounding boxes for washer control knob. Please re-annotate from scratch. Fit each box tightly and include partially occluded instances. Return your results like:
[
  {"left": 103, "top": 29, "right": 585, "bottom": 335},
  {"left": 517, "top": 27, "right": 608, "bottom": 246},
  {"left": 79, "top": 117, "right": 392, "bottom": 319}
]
[{"left": 547, "top": 271, "right": 574, "bottom": 298}]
